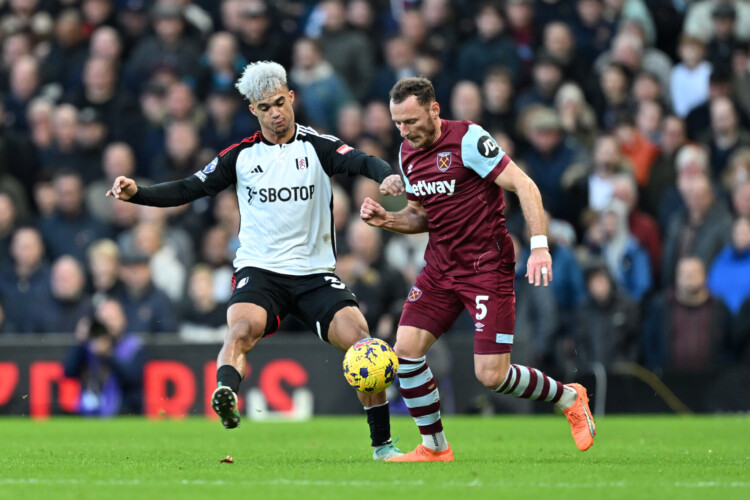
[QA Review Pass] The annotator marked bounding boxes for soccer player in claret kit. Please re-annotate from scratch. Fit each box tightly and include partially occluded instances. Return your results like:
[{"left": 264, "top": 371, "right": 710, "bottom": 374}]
[
  {"left": 107, "top": 61, "right": 406, "bottom": 461},
  {"left": 360, "top": 77, "right": 596, "bottom": 462}
]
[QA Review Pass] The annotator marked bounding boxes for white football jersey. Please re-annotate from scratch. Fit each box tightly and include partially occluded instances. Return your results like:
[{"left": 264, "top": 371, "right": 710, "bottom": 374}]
[{"left": 188, "top": 124, "right": 386, "bottom": 275}]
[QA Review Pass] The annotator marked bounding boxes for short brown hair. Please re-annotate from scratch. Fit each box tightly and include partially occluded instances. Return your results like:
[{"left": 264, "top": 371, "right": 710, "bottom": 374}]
[{"left": 389, "top": 77, "right": 435, "bottom": 106}]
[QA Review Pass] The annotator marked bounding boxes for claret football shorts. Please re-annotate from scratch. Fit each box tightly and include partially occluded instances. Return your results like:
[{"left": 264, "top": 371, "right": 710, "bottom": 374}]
[{"left": 399, "top": 264, "right": 516, "bottom": 354}]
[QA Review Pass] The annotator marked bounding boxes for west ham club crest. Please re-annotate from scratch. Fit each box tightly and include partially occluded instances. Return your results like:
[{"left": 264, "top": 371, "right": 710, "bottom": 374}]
[
  {"left": 407, "top": 286, "right": 423, "bottom": 302},
  {"left": 437, "top": 152, "right": 452, "bottom": 172}
]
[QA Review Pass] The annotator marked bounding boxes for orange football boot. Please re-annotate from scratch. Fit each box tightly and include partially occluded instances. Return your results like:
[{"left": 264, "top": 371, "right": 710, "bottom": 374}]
[
  {"left": 563, "top": 383, "right": 596, "bottom": 451},
  {"left": 386, "top": 444, "right": 454, "bottom": 462}
]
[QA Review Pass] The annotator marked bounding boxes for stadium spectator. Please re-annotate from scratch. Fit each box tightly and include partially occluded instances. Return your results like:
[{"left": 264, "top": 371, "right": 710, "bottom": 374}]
[
  {"left": 201, "top": 86, "right": 258, "bottom": 153},
  {"left": 196, "top": 31, "right": 246, "bottom": 100},
  {"left": 732, "top": 181, "right": 750, "bottom": 217},
  {"left": 130, "top": 220, "right": 186, "bottom": 303},
  {"left": 662, "top": 172, "right": 733, "bottom": 287},
  {"left": 289, "top": 36, "right": 353, "bottom": 133},
  {"left": 41, "top": 9, "right": 88, "bottom": 92},
  {"left": 510, "top": 233, "right": 560, "bottom": 371},
  {"left": 362, "top": 100, "right": 400, "bottom": 162},
  {"left": 86, "top": 142, "right": 140, "bottom": 224},
  {"left": 368, "top": 36, "right": 417, "bottom": 102},
  {"left": 643, "top": 257, "right": 732, "bottom": 372},
  {"left": 67, "top": 56, "right": 142, "bottom": 146},
  {"left": 707, "top": 216, "right": 750, "bottom": 315},
  {"left": 38, "top": 170, "right": 110, "bottom": 262},
  {"left": 540, "top": 21, "right": 591, "bottom": 91},
  {"left": 456, "top": 1, "right": 520, "bottom": 85},
  {"left": 594, "top": 30, "right": 672, "bottom": 91},
  {"left": 706, "top": 3, "right": 742, "bottom": 71},
  {"left": 641, "top": 115, "right": 688, "bottom": 217},
  {"left": 521, "top": 106, "right": 586, "bottom": 222},
  {"left": 31, "top": 255, "right": 92, "bottom": 334},
  {"left": 4, "top": 55, "right": 40, "bottom": 134},
  {"left": 334, "top": 103, "right": 363, "bottom": 147},
  {"left": 87, "top": 238, "right": 125, "bottom": 303},
  {"left": 732, "top": 41, "right": 750, "bottom": 116},
  {"left": 481, "top": 66, "right": 518, "bottom": 142},
  {"left": 198, "top": 225, "right": 234, "bottom": 303},
  {"left": 0, "top": 100, "right": 36, "bottom": 211},
  {"left": 516, "top": 54, "right": 565, "bottom": 112},
  {"left": 586, "top": 199, "right": 652, "bottom": 301},
  {"left": 116, "top": 251, "right": 177, "bottom": 334},
  {"left": 449, "top": 80, "right": 482, "bottom": 123},
  {"left": 74, "top": 107, "right": 110, "bottom": 185},
  {"left": 571, "top": 0, "right": 615, "bottom": 63},
  {"left": 126, "top": 3, "right": 201, "bottom": 91},
  {"left": 724, "top": 147, "right": 750, "bottom": 195},
  {"left": 573, "top": 263, "right": 640, "bottom": 373},
  {"left": 699, "top": 96, "right": 750, "bottom": 177},
  {"left": 0, "top": 193, "right": 19, "bottom": 263},
  {"left": 592, "top": 62, "right": 631, "bottom": 130},
  {"left": 683, "top": 0, "right": 750, "bottom": 43},
  {"left": 0, "top": 31, "right": 33, "bottom": 95},
  {"left": 235, "top": 1, "right": 289, "bottom": 68},
  {"left": 89, "top": 25, "right": 124, "bottom": 64},
  {"left": 634, "top": 98, "right": 664, "bottom": 144},
  {"left": 178, "top": 264, "right": 227, "bottom": 342},
  {"left": 150, "top": 120, "right": 202, "bottom": 182},
  {"left": 64, "top": 298, "right": 146, "bottom": 416},
  {"left": 506, "top": 0, "right": 537, "bottom": 83},
  {"left": 0, "top": 227, "right": 51, "bottom": 333},
  {"left": 613, "top": 112, "right": 658, "bottom": 187},
  {"left": 554, "top": 82, "right": 598, "bottom": 151},
  {"left": 611, "top": 173, "right": 662, "bottom": 278},
  {"left": 670, "top": 35, "right": 712, "bottom": 118},
  {"left": 317, "top": 0, "right": 374, "bottom": 102}
]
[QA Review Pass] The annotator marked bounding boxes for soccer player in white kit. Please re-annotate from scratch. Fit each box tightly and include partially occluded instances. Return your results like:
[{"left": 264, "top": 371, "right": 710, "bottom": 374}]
[{"left": 107, "top": 61, "right": 405, "bottom": 460}]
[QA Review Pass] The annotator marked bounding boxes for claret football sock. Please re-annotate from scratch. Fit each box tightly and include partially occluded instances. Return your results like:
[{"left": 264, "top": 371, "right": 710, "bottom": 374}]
[
  {"left": 494, "top": 364, "right": 568, "bottom": 406},
  {"left": 216, "top": 364, "right": 242, "bottom": 394},
  {"left": 397, "top": 357, "right": 449, "bottom": 452}
]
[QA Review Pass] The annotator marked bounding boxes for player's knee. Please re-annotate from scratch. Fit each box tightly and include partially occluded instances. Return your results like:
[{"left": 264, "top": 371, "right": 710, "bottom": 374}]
[
  {"left": 228, "top": 318, "right": 264, "bottom": 345},
  {"left": 475, "top": 364, "right": 508, "bottom": 389}
]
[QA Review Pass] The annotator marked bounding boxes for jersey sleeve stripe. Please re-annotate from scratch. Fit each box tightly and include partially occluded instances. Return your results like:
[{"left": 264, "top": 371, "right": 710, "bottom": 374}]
[{"left": 487, "top": 155, "right": 511, "bottom": 182}]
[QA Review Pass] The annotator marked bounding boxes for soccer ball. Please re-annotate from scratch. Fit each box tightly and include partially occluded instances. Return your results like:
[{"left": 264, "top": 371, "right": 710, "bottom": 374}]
[{"left": 343, "top": 338, "right": 399, "bottom": 393}]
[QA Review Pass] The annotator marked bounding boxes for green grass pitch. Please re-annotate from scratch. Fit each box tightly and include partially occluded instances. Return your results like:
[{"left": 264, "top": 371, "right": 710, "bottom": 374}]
[{"left": 1, "top": 416, "right": 748, "bottom": 499}]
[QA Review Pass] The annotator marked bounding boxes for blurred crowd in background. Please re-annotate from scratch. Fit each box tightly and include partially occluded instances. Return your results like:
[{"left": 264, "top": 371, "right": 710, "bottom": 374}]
[{"left": 1, "top": 0, "right": 750, "bottom": 390}]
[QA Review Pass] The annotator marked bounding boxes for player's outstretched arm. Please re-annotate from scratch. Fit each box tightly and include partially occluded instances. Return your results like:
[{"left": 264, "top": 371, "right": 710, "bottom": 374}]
[
  {"left": 494, "top": 161, "right": 553, "bottom": 287},
  {"left": 106, "top": 176, "right": 137, "bottom": 201},
  {"left": 360, "top": 197, "right": 428, "bottom": 234}
]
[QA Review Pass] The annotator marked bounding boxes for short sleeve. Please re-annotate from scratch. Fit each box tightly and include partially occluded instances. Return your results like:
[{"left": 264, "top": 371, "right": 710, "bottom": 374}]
[{"left": 460, "top": 124, "right": 509, "bottom": 181}]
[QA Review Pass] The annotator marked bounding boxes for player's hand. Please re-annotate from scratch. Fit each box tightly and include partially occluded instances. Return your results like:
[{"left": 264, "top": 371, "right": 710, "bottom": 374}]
[
  {"left": 526, "top": 248, "right": 553, "bottom": 287},
  {"left": 360, "top": 197, "right": 388, "bottom": 227},
  {"left": 106, "top": 176, "right": 137, "bottom": 201},
  {"left": 379, "top": 174, "right": 404, "bottom": 196}
]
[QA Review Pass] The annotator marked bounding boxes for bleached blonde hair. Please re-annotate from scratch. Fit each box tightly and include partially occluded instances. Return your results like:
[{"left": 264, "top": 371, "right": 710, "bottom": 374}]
[{"left": 235, "top": 61, "right": 288, "bottom": 102}]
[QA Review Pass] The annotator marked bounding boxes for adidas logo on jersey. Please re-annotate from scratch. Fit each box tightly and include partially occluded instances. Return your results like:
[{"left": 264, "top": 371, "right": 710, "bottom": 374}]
[{"left": 250, "top": 165, "right": 264, "bottom": 174}]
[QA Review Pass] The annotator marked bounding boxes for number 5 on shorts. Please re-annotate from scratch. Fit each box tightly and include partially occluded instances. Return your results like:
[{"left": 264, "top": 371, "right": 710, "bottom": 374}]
[{"left": 475, "top": 295, "right": 489, "bottom": 320}]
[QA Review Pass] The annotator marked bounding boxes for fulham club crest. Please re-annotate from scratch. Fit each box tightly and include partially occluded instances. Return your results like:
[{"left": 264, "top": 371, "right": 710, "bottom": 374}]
[
  {"left": 296, "top": 157, "right": 309, "bottom": 171},
  {"left": 407, "top": 286, "right": 423, "bottom": 302},
  {"left": 437, "top": 152, "right": 452, "bottom": 172}
]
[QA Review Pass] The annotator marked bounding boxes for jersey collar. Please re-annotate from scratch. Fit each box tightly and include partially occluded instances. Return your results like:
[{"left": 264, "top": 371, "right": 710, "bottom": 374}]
[{"left": 260, "top": 124, "right": 299, "bottom": 145}]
